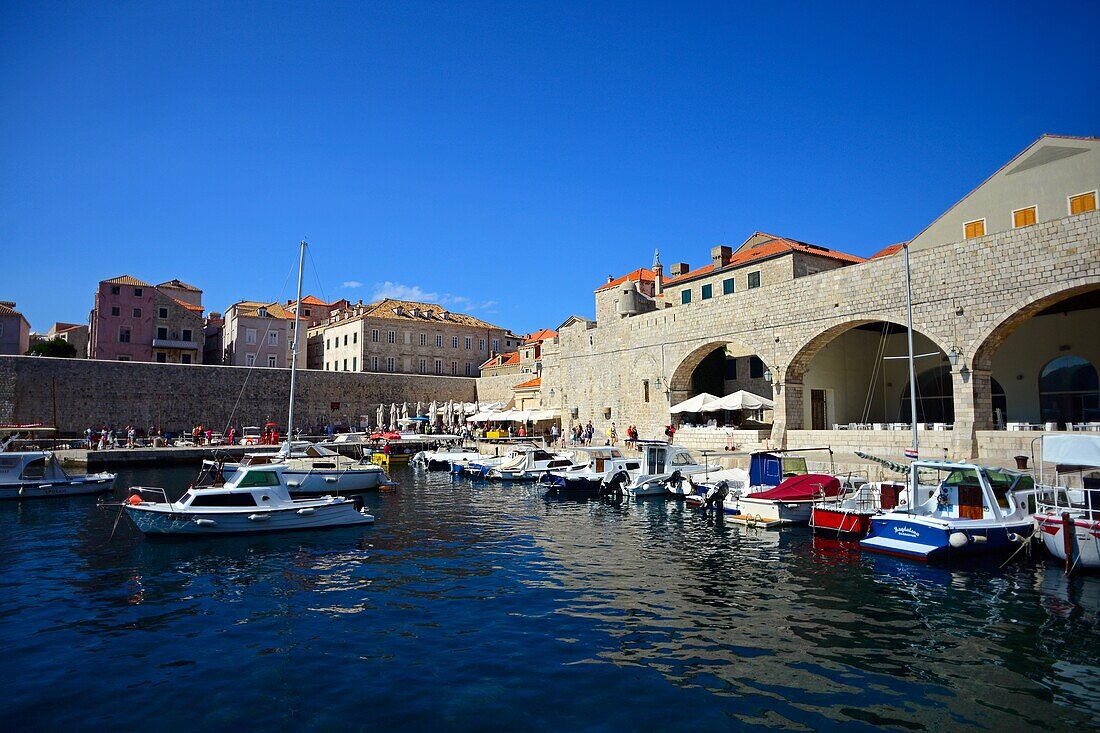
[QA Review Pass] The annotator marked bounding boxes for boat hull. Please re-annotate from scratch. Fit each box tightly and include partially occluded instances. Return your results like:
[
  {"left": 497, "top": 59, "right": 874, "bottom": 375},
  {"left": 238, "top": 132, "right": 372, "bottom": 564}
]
[
  {"left": 282, "top": 468, "right": 385, "bottom": 495},
  {"left": 125, "top": 502, "right": 374, "bottom": 536},
  {"left": 0, "top": 475, "right": 116, "bottom": 500},
  {"left": 1036, "top": 512, "right": 1100, "bottom": 570},
  {"left": 736, "top": 497, "right": 813, "bottom": 525},
  {"left": 810, "top": 506, "right": 875, "bottom": 537},
  {"left": 861, "top": 516, "right": 1033, "bottom": 561}
]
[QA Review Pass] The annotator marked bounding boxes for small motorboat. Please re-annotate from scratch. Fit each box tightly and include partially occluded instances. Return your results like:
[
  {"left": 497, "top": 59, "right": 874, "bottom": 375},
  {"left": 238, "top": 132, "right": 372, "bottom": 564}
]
[
  {"left": 541, "top": 446, "right": 642, "bottom": 494},
  {"left": 810, "top": 481, "right": 908, "bottom": 538},
  {"left": 123, "top": 463, "right": 375, "bottom": 536},
  {"left": 860, "top": 459, "right": 1037, "bottom": 562},
  {"left": 201, "top": 442, "right": 387, "bottom": 495},
  {"left": 622, "top": 441, "right": 718, "bottom": 497},
  {"left": 412, "top": 446, "right": 491, "bottom": 471},
  {"left": 486, "top": 446, "right": 574, "bottom": 482},
  {"left": 732, "top": 473, "right": 845, "bottom": 526},
  {"left": 1034, "top": 434, "right": 1100, "bottom": 572},
  {"left": 0, "top": 451, "right": 117, "bottom": 500}
]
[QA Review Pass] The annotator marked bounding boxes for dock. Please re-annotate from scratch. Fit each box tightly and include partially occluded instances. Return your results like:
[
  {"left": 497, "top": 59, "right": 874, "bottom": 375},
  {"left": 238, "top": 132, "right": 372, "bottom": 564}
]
[{"left": 54, "top": 445, "right": 263, "bottom": 469}]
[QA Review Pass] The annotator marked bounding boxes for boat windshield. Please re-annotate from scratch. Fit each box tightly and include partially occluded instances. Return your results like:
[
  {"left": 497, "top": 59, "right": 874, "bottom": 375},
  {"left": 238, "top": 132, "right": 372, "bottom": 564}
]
[
  {"left": 234, "top": 470, "right": 281, "bottom": 488},
  {"left": 983, "top": 468, "right": 1017, "bottom": 509},
  {"left": 781, "top": 456, "right": 808, "bottom": 476}
]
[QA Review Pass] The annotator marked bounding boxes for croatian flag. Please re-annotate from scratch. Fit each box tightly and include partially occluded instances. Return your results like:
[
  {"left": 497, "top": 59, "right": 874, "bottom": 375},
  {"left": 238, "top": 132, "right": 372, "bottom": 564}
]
[{"left": 904, "top": 448, "right": 919, "bottom": 459}]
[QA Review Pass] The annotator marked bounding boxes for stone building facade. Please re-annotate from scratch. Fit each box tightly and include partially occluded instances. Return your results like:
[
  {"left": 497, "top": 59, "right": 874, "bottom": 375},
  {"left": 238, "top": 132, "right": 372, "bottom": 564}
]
[
  {"left": 88, "top": 276, "right": 205, "bottom": 363},
  {"left": 221, "top": 300, "right": 304, "bottom": 369},
  {"left": 46, "top": 322, "right": 88, "bottom": 357},
  {"left": 0, "top": 301, "right": 31, "bottom": 355}
]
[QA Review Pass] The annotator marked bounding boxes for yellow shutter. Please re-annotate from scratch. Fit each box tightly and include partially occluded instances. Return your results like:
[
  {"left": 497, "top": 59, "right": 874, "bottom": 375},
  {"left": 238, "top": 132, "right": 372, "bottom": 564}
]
[
  {"left": 964, "top": 220, "right": 985, "bottom": 239},
  {"left": 1013, "top": 206, "right": 1036, "bottom": 228},
  {"left": 1070, "top": 192, "right": 1097, "bottom": 215}
]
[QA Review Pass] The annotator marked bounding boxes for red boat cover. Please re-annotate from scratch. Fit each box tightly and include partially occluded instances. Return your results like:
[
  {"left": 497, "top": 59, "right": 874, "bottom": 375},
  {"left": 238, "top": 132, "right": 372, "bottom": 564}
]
[{"left": 746, "top": 473, "right": 842, "bottom": 501}]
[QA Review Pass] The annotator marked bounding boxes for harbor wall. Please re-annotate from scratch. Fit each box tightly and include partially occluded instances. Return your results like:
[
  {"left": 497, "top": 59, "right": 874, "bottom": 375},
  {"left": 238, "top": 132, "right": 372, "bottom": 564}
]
[{"left": 0, "top": 355, "right": 476, "bottom": 435}]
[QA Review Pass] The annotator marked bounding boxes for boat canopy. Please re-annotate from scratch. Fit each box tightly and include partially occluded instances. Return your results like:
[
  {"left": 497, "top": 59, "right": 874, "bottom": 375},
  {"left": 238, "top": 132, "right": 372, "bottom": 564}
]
[
  {"left": 700, "top": 390, "right": 775, "bottom": 412},
  {"left": 669, "top": 393, "right": 719, "bottom": 414},
  {"left": 1042, "top": 434, "right": 1100, "bottom": 468},
  {"left": 746, "top": 473, "right": 841, "bottom": 501}
]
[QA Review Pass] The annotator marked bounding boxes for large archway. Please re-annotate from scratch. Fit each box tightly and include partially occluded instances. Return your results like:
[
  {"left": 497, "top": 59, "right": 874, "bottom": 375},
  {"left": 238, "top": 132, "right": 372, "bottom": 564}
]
[
  {"left": 973, "top": 283, "right": 1100, "bottom": 429},
  {"left": 668, "top": 340, "right": 772, "bottom": 428},
  {"left": 786, "top": 320, "right": 952, "bottom": 429}
]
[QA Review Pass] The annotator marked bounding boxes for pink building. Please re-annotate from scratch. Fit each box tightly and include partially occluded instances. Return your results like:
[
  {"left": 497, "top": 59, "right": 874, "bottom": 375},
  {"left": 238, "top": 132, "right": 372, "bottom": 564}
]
[
  {"left": 0, "top": 301, "right": 32, "bottom": 355},
  {"left": 88, "top": 276, "right": 205, "bottom": 362}
]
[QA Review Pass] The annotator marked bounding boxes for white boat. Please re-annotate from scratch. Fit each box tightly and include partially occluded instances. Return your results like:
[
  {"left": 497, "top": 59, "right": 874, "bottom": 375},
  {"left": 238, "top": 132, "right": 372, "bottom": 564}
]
[
  {"left": 617, "top": 441, "right": 718, "bottom": 497},
  {"left": 412, "top": 446, "right": 491, "bottom": 471},
  {"left": 0, "top": 451, "right": 117, "bottom": 499},
  {"left": 860, "top": 459, "right": 1037, "bottom": 561},
  {"left": 1034, "top": 434, "right": 1100, "bottom": 572},
  {"left": 123, "top": 463, "right": 374, "bottom": 536},
  {"left": 542, "top": 446, "right": 642, "bottom": 493},
  {"left": 485, "top": 446, "right": 574, "bottom": 482},
  {"left": 203, "top": 443, "right": 387, "bottom": 495}
]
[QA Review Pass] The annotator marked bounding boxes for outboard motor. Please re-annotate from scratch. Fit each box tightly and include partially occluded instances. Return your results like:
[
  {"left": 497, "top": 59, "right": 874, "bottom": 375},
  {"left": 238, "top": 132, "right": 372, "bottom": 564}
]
[
  {"left": 352, "top": 495, "right": 365, "bottom": 511},
  {"left": 600, "top": 471, "right": 629, "bottom": 501},
  {"left": 704, "top": 480, "right": 730, "bottom": 510},
  {"left": 665, "top": 470, "right": 684, "bottom": 495}
]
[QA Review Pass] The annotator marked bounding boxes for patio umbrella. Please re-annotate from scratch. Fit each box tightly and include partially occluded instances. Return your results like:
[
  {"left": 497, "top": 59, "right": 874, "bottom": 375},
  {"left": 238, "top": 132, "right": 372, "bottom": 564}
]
[
  {"left": 428, "top": 401, "right": 438, "bottom": 426},
  {"left": 402, "top": 402, "right": 409, "bottom": 420},
  {"left": 389, "top": 402, "right": 398, "bottom": 431},
  {"left": 416, "top": 401, "right": 423, "bottom": 418},
  {"left": 669, "top": 393, "right": 720, "bottom": 414},
  {"left": 375, "top": 403, "right": 384, "bottom": 431},
  {"left": 700, "top": 390, "right": 775, "bottom": 412},
  {"left": 444, "top": 401, "right": 454, "bottom": 429}
]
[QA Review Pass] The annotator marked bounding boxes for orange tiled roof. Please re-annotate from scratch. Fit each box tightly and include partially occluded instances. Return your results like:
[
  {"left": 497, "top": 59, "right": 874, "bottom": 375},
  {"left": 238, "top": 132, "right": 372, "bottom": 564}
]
[
  {"left": 595, "top": 268, "right": 655, "bottom": 293},
  {"left": 157, "top": 279, "right": 202, "bottom": 292},
  {"left": 103, "top": 275, "right": 153, "bottom": 287},
  {"left": 514, "top": 376, "right": 541, "bottom": 389},
  {"left": 523, "top": 328, "right": 557, "bottom": 344},
  {"left": 298, "top": 295, "right": 331, "bottom": 306},
  {"left": 233, "top": 300, "right": 302, "bottom": 320},
  {"left": 662, "top": 234, "right": 865, "bottom": 287},
  {"left": 169, "top": 296, "right": 205, "bottom": 314},
  {"left": 52, "top": 322, "right": 83, "bottom": 332},
  {"left": 480, "top": 351, "right": 521, "bottom": 369},
  {"left": 870, "top": 242, "right": 907, "bottom": 259},
  {"left": 0, "top": 302, "right": 23, "bottom": 317},
  {"left": 339, "top": 298, "right": 505, "bottom": 330}
]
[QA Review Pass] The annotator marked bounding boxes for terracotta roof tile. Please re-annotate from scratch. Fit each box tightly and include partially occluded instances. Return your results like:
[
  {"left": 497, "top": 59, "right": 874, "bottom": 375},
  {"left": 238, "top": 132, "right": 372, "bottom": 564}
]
[
  {"left": 168, "top": 296, "right": 205, "bottom": 314},
  {"left": 103, "top": 275, "right": 153, "bottom": 287},
  {"left": 157, "top": 278, "right": 202, "bottom": 292},
  {"left": 595, "top": 268, "right": 655, "bottom": 292},
  {"left": 0, "top": 302, "right": 22, "bottom": 317},
  {"left": 514, "top": 376, "right": 541, "bottom": 389},
  {"left": 662, "top": 235, "right": 865, "bottom": 287},
  {"left": 480, "top": 351, "right": 521, "bottom": 369},
  {"left": 870, "top": 242, "right": 907, "bottom": 259},
  {"left": 338, "top": 298, "right": 505, "bottom": 330},
  {"left": 523, "top": 328, "right": 557, "bottom": 343}
]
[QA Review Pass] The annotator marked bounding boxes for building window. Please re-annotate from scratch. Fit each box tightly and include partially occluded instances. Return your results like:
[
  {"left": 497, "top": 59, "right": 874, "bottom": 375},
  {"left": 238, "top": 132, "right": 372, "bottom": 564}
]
[
  {"left": 343, "top": 358, "right": 348, "bottom": 371},
  {"left": 420, "top": 333, "right": 427, "bottom": 346},
  {"left": 642, "top": 380, "right": 650, "bottom": 403},
  {"left": 451, "top": 361, "right": 458, "bottom": 375},
  {"left": 750, "top": 356, "right": 764, "bottom": 379},
  {"left": 131, "top": 307, "right": 141, "bottom": 318},
  {"left": 110, "top": 306, "right": 120, "bottom": 317},
  {"left": 134, "top": 287, "right": 143, "bottom": 296},
  {"left": 464, "top": 337, "right": 471, "bottom": 350},
  {"left": 452, "top": 336, "right": 459, "bottom": 349},
  {"left": 1069, "top": 191, "right": 1097, "bottom": 215},
  {"left": 1039, "top": 355, "right": 1099, "bottom": 426},
  {"left": 388, "top": 331, "right": 396, "bottom": 344},
  {"left": 722, "top": 278, "right": 734, "bottom": 295},
  {"left": 747, "top": 271, "right": 761, "bottom": 289},
  {"left": 436, "top": 335, "right": 443, "bottom": 348},
  {"left": 372, "top": 329, "right": 379, "bottom": 342},
  {"left": 110, "top": 285, "right": 120, "bottom": 295},
  {"left": 155, "top": 352, "right": 167, "bottom": 363},
  {"left": 325, "top": 362, "right": 329, "bottom": 371},
  {"left": 435, "top": 359, "right": 442, "bottom": 374},
  {"left": 267, "top": 355, "right": 276, "bottom": 368},
  {"left": 492, "top": 339, "right": 499, "bottom": 352},
  {"left": 352, "top": 357, "right": 357, "bottom": 370},
  {"left": 479, "top": 339, "right": 485, "bottom": 351},
  {"left": 118, "top": 327, "right": 131, "bottom": 343},
  {"left": 465, "top": 362, "right": 472, "bottom": 376},
  {"left": 387, "top": 357, "right": 395, "bottom": 372},
  {"left": 725, "top": 357, "right": 737, "bottom": 380},
  {"left": 158, "top": 307, "right": 168, "bottom": 319},
  {"left": 246, "top": 328, "right": 257, "bottom": 345},
  {"left": 157, "top": 327, "right": 168, "bottom": 339},
  {"left": 963, "top": 219, "right": 986, "bottom": 239},
  {"left": 343, "top": 334, "right": 348, "bottom": 346},
  {"left": 372, "top": 356, "right": 378, "bottom": 371},
  {"left": 181, "top": 354, "right": 191, "bottom": 364},
  {"left": 353, "top": 332, "right": 357, "bottom": 344},
  {"left": 1012, "top": 206, "right": 1037, "bottom": 228},
  {"left": 182, "top": 329, "right": 192, "bottom": 342},
  {"left": 246, "top": 354, "right": 255, "bottom": 366},
  {"left": 268, "top": 331, "right": 278, "bottom": 346},
  {"left": 419, "top": 358, "right": 426, "bottom": 373},
  {"left": 681, "top": 290, "right": 691, "bottom": 304},
  {"left": 701, "top": 284, "right": 713, "bottom": 300}
]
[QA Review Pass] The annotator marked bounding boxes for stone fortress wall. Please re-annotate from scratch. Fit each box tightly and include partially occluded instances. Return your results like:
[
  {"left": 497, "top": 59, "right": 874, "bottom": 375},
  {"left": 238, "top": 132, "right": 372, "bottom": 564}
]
[{"left": 0, "top": 356, "right": 475, "bottom": 435}]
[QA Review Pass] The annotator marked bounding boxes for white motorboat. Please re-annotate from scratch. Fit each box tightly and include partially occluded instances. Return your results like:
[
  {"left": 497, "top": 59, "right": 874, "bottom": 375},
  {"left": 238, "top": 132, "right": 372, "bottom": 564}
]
[
  {"left": 486, "top": 446, "right": 574, "bottom": 482},
  {"left": 618, "top": 441, "right": 718, "bottom": 497},
  {"left": 0, "top": 451, "right": 116, "bottom": 499},
  {"left": 201, "top": 443, "right": 387, "bottom": 495},
  {"left": 412, "top": 446, "right": 491, "bottom": 471},
  {"left": 1034, "top": 434, "right": 1100, "bottom": 572},
  {"left": 541, "top": 446, "right": 642, "bottom": 493},
  {"left": 123, "top": 463, "right": 374, "bottom": 536}
]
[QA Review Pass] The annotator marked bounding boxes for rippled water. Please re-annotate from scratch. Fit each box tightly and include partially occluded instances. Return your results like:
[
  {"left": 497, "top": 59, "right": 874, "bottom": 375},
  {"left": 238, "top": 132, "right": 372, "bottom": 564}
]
[{"left": 2, "top": 465, "right": 1099, "bottom": 731}]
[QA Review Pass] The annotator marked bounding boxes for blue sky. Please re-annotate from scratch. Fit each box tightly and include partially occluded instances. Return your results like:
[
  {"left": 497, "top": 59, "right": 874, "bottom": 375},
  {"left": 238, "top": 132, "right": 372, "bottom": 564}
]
[{"left": 2, "top": 1, "right": 1098, "bottom": 334}]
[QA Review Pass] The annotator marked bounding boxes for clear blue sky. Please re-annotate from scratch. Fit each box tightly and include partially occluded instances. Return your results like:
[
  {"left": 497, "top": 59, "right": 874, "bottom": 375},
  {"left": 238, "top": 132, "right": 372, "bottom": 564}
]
[{"left": 2, "top": 1, "right": 1098, "bottom": 334}]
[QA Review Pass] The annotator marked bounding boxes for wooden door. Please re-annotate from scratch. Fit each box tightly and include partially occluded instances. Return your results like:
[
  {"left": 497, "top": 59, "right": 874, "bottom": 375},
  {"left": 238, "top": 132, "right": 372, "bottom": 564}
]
[
  {"left": 811, "top": 390, "right": 827, "bottom": 430},
  {"left": 957, "top": 484, "right": 984, "bottom": 520}
]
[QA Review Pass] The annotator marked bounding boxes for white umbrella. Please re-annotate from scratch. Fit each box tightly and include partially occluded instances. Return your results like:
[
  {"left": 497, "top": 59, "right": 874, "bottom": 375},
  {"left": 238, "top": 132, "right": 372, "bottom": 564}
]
[
  {"left": 669, "top": 393, "right": 720, "bottom": 414},
  {"left": 375, "top": 403, "right": 385, "bottom": 430},
  {"left": 700, "top": 390, "right": 775, "bottom": 412},
  {"left": 428, "top": 400, "right": 438, "bottom": 426},
  {"left": 416, "top": 401, "right": 423, "bottom": 418},
  {"left": 389, "top": 402, "right": 398, "bottom": 431},
  {"left": 402, "top": 402, "right": 409, "bottom": 420}
]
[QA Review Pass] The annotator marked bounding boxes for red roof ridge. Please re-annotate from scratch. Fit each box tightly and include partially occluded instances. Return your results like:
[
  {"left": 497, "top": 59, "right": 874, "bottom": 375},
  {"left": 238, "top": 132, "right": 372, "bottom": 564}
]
[
  {"left": 514, "top": 376, "right": 541, "bottom": 389},
  {"left": 595, "top": 268, "right": 655, "bottom": 292}
]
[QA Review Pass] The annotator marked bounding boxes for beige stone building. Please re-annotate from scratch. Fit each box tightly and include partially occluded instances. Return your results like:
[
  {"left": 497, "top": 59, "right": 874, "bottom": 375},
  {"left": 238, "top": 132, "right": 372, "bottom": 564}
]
[
  {"left": 313, "top": 298, "right": 512, "bottom": 377},
  {"left": 46, "top": 322, "right": 88, "bottom": 357},
  {"left": 527, "top": 134, "right": 1100, "bottom": 461}
]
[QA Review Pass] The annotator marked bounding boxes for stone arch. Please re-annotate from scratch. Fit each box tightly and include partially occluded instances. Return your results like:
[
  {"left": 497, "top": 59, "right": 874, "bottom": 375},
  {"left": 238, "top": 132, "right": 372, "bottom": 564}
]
[{"left": 668, "top": 337, "right": 767, "bottom": 395}]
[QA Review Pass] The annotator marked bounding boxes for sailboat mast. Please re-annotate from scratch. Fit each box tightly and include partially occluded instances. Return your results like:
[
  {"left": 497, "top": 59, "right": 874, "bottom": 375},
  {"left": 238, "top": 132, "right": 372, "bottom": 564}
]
[
  {"left": 287, "top": 239, "right": 307, "bottom": 449},
  {"left": 903, "top": 243, "right": 918, "bottom": 457}
]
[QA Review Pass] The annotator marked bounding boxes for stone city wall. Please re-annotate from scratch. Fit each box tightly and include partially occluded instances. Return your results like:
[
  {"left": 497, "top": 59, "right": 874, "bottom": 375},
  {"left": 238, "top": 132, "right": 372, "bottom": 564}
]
[
  {"left": 0, "top": 355, "right": 475, "bottom": 435},
  {"left": 475, "top": 372, "right": 528, "bottom": 404}
]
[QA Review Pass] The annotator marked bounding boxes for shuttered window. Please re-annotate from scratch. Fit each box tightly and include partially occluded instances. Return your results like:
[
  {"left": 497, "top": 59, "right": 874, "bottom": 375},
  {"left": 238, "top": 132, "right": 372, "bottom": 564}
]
[
  {"left": 963, "top": 219, "right": 986, "bottom": 239},
  {"left": 1012, "top": 206, "right": 1036, "bottom": 228},
  {"left": 1069, "top": 191, "right": 1097, "bottom": 215}
]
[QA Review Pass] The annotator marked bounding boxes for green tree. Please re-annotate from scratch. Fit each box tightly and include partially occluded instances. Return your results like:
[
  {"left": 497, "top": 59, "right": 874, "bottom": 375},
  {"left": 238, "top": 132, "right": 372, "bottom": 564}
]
[{"left": 26, "top": 337, "right": 77, "bottom": 358}]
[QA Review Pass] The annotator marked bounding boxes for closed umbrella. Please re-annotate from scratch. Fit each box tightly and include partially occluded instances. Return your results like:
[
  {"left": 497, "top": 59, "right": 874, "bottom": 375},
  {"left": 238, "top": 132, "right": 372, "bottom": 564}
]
[
  {"left": 375, "top": 403, "right": 384, "bottom": 431},
  {"left": 416, "top": 401, "right": 423, "bottom": 419},
  {"left": 428, "top": 401, "right": 438, "bottom": 427},
  {"left": 389, "top": 402, "right": 398, "bottom": 431}
]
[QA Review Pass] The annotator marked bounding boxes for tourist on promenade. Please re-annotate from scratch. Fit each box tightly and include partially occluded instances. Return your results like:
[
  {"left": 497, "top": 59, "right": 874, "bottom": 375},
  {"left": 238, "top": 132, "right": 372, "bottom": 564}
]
[
  {"left": 585, "top": 421, "right": 594, "bottom": 446},
  {"left": 127, "top": 426, "right": 136, "bottom": 448},
  {"left": 227, "top": 426, "right": 236, "bottom": 446},
  {"left": 550, "top": 423, "right": 559, "bottom": 446},
  {"left": 609, "top": 423, "right": 618, "bottom": 446},
  {"left": 85, "top": 428, "right": 93, "bottom": 450},
  {"left": 99, "top": 426, "right": 109, "bottom": 451},
  {"left": 664, "top": 424, "right": 676, "bottom": 444}
]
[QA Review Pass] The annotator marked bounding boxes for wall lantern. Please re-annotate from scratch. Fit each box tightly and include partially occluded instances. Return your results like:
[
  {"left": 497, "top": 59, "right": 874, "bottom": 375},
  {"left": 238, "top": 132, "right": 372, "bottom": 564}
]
[
  {"left": 947, "top": 346, "right": 962, "bottom": 369},
  {"left": 763, "top": 369, "right": 772, "bottom": 383}
]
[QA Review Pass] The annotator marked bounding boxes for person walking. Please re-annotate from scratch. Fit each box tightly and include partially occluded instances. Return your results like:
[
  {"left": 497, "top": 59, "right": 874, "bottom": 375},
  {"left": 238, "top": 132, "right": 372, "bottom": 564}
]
[
  {"left": 609, "top": 423, "right": 618, "bottom": 447},
  {"left": 550, "top": 423, "right": 559, "bottom": 446}
]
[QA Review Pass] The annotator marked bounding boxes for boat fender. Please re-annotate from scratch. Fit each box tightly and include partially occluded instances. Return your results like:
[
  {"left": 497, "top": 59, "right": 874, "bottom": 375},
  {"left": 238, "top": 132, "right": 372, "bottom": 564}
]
[
  {"left": 127, "top": 494, "right": 142, "bottom": 505},
  {"left": 247, "top": 513, "right": 271, "bottom": 521},
  {"left": 324, "top": 476, "right": 337, "bottom": 483},
  {"left": 194, "top": 518, "right": 217, "bottom": 527},
  {"left": 297, "top": 508, "right": 316, "bottom": 515},
  {"left": 948, "top": 532, "right": 968, "bottom": 548},
  {"left": 19, "top": 487, "right": 25, "bottom": 497},
  {"left": 1007, "top": 532, "right": 1022, "bottom": 543},
  {"left": 971, "top": 534, "right": 987, "bottom": 543}
]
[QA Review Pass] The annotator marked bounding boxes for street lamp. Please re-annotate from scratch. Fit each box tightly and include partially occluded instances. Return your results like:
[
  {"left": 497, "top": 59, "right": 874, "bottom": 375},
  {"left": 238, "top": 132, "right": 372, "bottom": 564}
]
[{"left": 948, "top": 346, "right": 962, "bottom": 369}]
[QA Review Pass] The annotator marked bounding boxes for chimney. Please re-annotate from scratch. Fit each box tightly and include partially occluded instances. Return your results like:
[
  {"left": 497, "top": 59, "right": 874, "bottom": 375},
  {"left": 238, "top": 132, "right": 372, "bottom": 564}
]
[
  {"left": 669, "top": 262, "right": 690, "bottom": 277},
  {"left": 652, "top": 249, "right": 663, "bottom": 296},
  {"left": 607, "top": 274, "right": 614, "bottom": 283},
  {"left": 711, "top": 245, "right": 732, "bottom": 267}
]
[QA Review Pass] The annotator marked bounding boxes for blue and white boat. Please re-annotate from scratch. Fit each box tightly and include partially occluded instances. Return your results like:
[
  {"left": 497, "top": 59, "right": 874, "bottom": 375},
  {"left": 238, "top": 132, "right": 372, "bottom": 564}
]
[
  {"left": 0, "top": 451, "right": 116, "bottom": 500},
  {"left": 860, "top": 459, "right": 1036, "bottom": 561}
]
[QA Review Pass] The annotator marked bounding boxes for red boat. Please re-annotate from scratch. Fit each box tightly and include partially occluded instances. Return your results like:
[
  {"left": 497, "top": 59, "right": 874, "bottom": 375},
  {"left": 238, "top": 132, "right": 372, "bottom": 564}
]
[{"left": 810, "top": 481, "right": 907, "bottom": 538}]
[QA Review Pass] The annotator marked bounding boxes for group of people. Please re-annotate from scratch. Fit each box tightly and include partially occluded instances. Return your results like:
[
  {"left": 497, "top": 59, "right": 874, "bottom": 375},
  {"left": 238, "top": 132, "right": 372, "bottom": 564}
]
[{"left": 84, "top": 425, "right": 144, "bottom": 450}]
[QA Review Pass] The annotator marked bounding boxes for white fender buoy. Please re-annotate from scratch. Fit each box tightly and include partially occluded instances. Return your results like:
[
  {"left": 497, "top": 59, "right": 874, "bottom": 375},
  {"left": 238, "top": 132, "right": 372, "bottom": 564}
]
[
  {"left": 247, "top": 513, "right": 270, "bottom": 521},
  {"left": 194, "top": 518, "right": 217, "bottom": 527},
  {"left": 324, "top": 476, "right": 337, "bottom": 483},
  {"left": 948, "top": 532, "right": 969, "bottom": 548},
  {"left": 297, "top": 508, "right": 316, "bottom": 515},
  {"left": 286, "top": 481, "right": 300, "bottom": 487},
  {"left": 1008, "top": 533, "right": 1022, "bottom": 543}
]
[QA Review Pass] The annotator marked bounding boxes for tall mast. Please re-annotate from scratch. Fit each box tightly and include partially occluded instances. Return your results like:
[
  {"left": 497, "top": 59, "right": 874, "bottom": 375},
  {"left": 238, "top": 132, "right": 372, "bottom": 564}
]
[
  {"left": 286, "top": 239, "right": 307, "bottom": 452},
  {"left": 903, "top": 243, "right": 918, "bottom": 458}
]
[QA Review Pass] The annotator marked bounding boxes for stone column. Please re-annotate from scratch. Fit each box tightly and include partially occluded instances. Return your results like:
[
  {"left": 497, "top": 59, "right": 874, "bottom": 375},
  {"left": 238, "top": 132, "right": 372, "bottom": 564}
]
[
  {"left": 769, "top": 379, "right": 802, "bottom": 449},
  {"left": 950, "top": 366, "right": 992, "bottom": 459}
]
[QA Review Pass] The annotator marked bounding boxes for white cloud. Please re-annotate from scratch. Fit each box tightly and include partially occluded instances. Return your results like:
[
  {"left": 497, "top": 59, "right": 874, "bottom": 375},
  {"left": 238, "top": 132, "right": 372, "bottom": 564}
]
[
  {"left": 342, "top": 280, "right": 364, "bottom": 289},
  {"left": 370, "top": 281, "right": 498, "bottom": 313}
]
